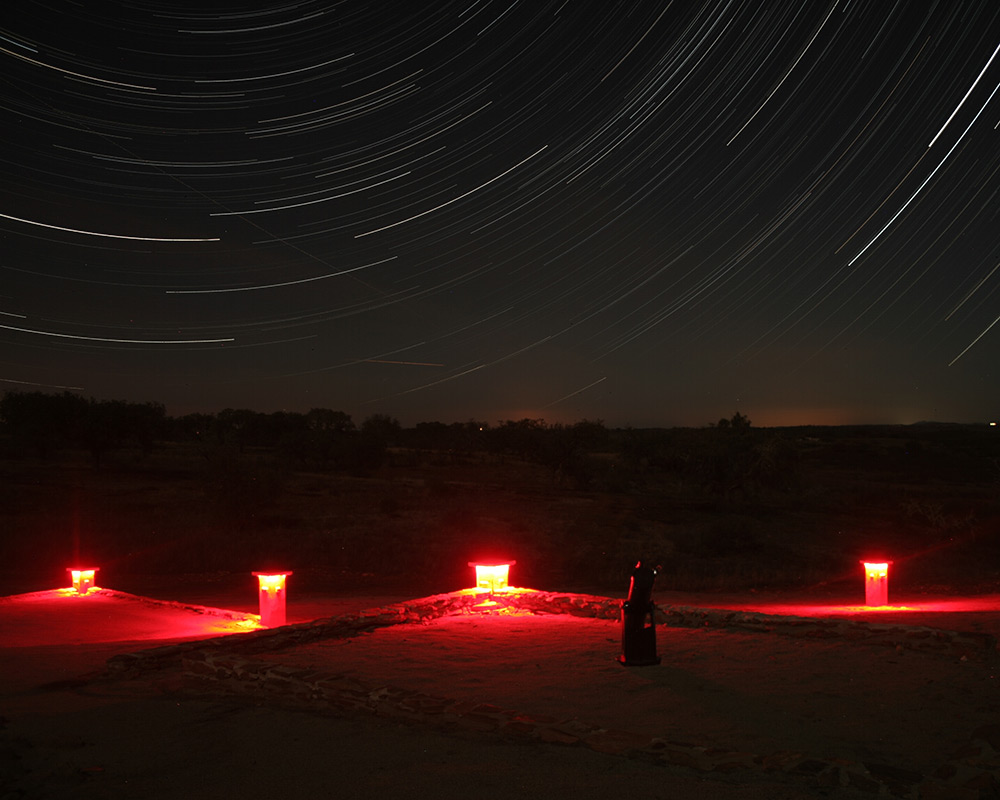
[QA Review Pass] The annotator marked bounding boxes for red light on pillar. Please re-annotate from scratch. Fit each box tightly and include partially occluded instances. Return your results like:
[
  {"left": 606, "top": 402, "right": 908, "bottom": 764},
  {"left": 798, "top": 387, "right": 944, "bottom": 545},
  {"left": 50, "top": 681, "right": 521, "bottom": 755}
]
[
  {"left": 67, "top": 567, "right": 99, "bottom": 595},
  {"left": 252, "top": 572, "right": 292, "bottom": 628},
  {"left": 468, "top": 561, "right": 515, "bottom": 593},
  {"left": 861, "top": 561, "right": 891, "bottom": 606}
]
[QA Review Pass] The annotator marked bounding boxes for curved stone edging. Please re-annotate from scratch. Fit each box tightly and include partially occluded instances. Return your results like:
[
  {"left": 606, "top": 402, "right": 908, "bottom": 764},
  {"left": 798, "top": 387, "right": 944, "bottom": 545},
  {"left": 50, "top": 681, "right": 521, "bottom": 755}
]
[
  {"left": 107, "top": 588, "right": 997, "bottom": 676},
  {"left": 98, "top": 588, "right": 258, "bottom": 621},
  {"left": 654, "top": 604, "right": 998, "bottom": 662}
]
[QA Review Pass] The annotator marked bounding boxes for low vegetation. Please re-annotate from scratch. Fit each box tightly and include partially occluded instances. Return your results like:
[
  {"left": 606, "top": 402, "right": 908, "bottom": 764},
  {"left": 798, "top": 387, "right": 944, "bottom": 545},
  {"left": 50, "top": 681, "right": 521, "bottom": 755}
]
[{"left": 1, "top": 391, "right": 998, "bottom": 596}]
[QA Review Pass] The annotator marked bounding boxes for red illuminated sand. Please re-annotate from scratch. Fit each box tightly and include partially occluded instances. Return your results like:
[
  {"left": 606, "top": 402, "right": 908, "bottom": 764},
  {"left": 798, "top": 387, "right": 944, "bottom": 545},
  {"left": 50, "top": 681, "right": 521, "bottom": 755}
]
[
  {"left": 2, "top": 583, "right": 999, "bottom": 798},
  {"left": 252, "top": 603, "right": 1000, "bottom": 775},
  {"left": 687, "top": 592, "right": 1000, "bottom": 630},
  {"left": 0, "top": 587, "right": 261, "bottom": 646}
]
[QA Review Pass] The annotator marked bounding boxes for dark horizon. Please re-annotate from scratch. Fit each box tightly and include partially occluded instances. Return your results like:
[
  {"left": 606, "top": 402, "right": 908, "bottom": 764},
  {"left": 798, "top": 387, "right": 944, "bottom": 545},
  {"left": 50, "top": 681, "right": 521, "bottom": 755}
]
[{"left": 3, "top": 385, "right": 997, "bottom": 432}]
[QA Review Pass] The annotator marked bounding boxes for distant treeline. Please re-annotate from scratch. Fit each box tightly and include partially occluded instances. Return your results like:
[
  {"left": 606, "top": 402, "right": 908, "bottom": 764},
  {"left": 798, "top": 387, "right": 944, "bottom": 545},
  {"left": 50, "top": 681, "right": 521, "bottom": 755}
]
[
  {"left": 0, "top": 390, "right": 612, "bottom": 471},
  {"left": 0, "top": 391, "right": 814, "bottom": 496},
  {"left": 0, "top": 391, "right": 165, "bottom": 466},
  {"left": 2, "top": 390, "right": 995, "bottom": 492}
]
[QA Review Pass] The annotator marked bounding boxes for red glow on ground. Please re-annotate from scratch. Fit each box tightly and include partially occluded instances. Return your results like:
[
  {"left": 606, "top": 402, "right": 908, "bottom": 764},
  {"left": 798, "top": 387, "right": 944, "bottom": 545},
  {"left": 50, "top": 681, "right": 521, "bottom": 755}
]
[
  {"left": 456, "top": 586, "right": 537, "bottom": 609},
  {"left": 702, "top": 595, "right": 1000, "bottom": 620},
  {"left": 57, "top": 586, "right": 104, "bottom": 597},
  {"left": 1, "top": 589, "right": 260, "bottom": 647}
]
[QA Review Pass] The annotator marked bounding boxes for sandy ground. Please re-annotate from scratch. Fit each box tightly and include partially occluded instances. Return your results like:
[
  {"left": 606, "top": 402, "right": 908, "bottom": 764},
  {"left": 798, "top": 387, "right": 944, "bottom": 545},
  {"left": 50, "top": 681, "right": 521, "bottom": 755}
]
[
  {"left": 2, "top": 582, "right": 999, "bottom": 799},
  {"left": 253, "top": 611, "right": 998, "bottom": 774}
]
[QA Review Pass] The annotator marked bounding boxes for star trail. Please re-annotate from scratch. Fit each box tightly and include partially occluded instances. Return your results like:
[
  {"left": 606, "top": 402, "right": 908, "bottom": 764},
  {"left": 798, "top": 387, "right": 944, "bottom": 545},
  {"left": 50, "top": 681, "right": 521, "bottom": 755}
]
[{"left": 2, "top": 1, "right": 999, "bottom": 427}]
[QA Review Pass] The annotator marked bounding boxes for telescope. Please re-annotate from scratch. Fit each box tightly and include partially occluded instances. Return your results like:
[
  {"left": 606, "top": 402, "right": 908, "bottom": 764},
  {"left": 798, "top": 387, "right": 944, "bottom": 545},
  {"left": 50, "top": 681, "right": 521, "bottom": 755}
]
[{"left": 618, "top": 560, "right": 661, "bottom": 666}]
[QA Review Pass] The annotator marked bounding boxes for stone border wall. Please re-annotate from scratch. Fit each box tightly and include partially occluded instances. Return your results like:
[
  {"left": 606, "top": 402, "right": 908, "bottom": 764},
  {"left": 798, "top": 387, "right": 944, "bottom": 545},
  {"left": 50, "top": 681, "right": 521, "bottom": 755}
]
[
  {"left": 498, "top": 591, "right": 997, "bottom": 662},
  {"left": 107, "top": 588, "right": 996, "bottom": 676},
  {"left": 99, "top": 589, "right": 258, "bottom": 621},
  {"left": 655, "top": 604, "right": 998, "bottom": 662}
]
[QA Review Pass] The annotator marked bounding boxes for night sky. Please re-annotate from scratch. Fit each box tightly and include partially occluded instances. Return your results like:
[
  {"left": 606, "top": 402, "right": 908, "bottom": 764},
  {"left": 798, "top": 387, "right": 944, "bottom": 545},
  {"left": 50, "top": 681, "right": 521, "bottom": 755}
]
[{"left": 3, "top": 2, "right": 999, "bottom": 428}]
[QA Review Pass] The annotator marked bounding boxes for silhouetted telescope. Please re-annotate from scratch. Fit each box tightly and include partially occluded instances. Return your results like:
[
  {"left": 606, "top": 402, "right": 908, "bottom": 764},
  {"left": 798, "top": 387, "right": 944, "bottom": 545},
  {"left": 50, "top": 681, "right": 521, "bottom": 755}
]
[{"left": 618, "top": 560, "right": 661, "bottom": 666}]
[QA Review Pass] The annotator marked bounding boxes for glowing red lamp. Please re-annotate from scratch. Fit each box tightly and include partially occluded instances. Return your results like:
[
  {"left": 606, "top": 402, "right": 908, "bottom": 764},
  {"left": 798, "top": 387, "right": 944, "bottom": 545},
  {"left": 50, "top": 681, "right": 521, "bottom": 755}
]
[
  {"left": 67, "top": 567, "right": 99, "bottom": 595},
  {"left": 252, "top": 571, "right": 292, "bottom": 628},
  {"left": 861, "top": 561, "right": 891, "bottom": 606},
  {"left": 468, "top": 561, "right": 515, "bottom": 593}
]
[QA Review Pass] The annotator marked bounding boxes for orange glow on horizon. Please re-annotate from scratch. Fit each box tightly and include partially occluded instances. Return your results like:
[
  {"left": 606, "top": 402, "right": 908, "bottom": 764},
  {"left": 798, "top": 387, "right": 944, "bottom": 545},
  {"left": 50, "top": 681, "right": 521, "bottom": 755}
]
[{"left": 468, "top": 562, "right": 515, "bottom": 593}]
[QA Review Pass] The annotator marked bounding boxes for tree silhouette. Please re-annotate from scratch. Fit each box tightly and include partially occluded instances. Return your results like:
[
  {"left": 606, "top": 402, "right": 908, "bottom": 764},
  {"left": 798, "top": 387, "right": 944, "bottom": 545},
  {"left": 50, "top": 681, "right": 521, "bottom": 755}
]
[
  {"left": 0, "top": 391, "right": 85, "bottom": 457},
  {"left": 361, "top": 414, "right": 401, "bottom": 447},
  {"left": 699, "top": 412, "right": 798, "bottom": 500},
  {"left": 0, "top": 391, "right": 164, "bottom": 464}
]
